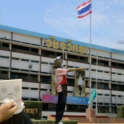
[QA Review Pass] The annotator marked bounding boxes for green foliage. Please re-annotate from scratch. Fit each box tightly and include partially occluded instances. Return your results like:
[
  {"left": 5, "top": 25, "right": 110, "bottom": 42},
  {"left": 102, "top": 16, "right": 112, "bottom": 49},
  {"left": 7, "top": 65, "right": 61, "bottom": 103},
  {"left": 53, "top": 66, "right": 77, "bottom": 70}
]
[
  {"left": 117, "top": 106, "right": 124, "bottom": 118},
  {"left": 31, "top": 120, "right": 77, "bottom": 124},
  {"left": 23, "top": 101, "right": 42, "bottom": 119}
]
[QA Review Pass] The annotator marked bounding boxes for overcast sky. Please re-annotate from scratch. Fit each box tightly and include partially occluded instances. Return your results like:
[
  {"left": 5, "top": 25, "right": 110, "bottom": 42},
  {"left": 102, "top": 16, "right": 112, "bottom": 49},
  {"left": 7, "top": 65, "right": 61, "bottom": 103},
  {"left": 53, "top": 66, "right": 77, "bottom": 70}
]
[{"left": 0, "top": 0, "right": 124, "bottom": 50}]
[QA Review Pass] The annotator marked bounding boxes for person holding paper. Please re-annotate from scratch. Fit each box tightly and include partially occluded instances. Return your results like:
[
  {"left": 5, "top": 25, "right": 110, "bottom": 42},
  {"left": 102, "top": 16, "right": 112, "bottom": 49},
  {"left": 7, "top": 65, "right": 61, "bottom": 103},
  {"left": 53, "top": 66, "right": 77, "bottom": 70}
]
[{"left": 0, "top": 79, "right": 32, "bottom": 124}]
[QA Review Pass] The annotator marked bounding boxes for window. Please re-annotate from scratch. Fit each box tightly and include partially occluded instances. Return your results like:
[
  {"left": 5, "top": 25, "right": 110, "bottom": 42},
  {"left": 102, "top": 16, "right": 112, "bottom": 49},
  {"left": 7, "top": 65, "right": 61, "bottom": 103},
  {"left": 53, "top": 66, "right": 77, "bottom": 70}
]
[
  {"left": 41, "top": 61, "right": 48, "bottom": 64},
  {"left": 112, "top": 72, "right": 116, "bottom": 74},
  {"left": 21, "top": 59, "right": 29, "bottom": 62},
  {"left": 97, "top": 70, "right": 103, "bottom": 72},
  {"left": 12, "top": 44, "right": 29, "bottom": 51},
  {"left": 68, "top": 66, "right": 73, "bottom": 68},
  {"left": 42, "top": 50, "right": 56, "bottom": 58},
  {"left": 31, "top": 88, "right": 38, "bottom": 90},
  {"left": 31, "top": 60, "right": 39, "bottom": 63},
  {"left": 41, "top": 76, "right": 51, "bottom": 84},
  {"left": 10, "top": 72, "right": 28, "bottom": 81},
  {"left": 67, "top": 79, "right": 74, "bottom": 86},
  {"left": 67, "top": 91, "right": 73, "bottom": 93},
  {"left": 79, "top": 56, "right": 88, "bottom": 63},
  {"left": 0, "top": 71, "right": 8, "bottom": 79},
  {"left": 12, "top": 45, "right": 39, "bottom": 55},
  {"left": 1, "top": 71, "right": 8, "bottom": 74},
  {"left": 98, "top": 82, "right": 109, "bottom": 90},
  {"left": 85, "top": 81, "right": 89, "bottom": 88},
  {"left": 105, "top": 71, "right": 109, "bottom": 73},
  {"left": 2, "top": 43, "right": 9, "bottom": 47},
  {"left": 117, "top": 73, "right": 122, "bottom": 75},
  {"left": 68, "top": 54, "right": 78, "bottom": 61},
  {"left": 99, "top": 60, "right": 109, "bottom": 66},
  {"left": 31, "top": 48, "right": 38, "bottom": 54},
  {"left": 92, "top": 58, "right": 96, "bottom": 64},
  {"left": 92, "top": 82, "right": 96, "bottom": 88},
  {"left": 105, "top": 94, "right": 109, "bottom": 96},
  {"left": 0, "top": 55, "right": 9, "bottom": 59},
  {"left": 98, "top": 94, "right": 102, "bottom": 96},
  {"left": 42, "top": 103, "right": 48, "bottom": 111},
  {"left": 12, "top": 57, "right": 20, "bottom": 60},
  {"left": 22, "top": 87, "right": 29, "bottom": 89},
  {"left": 41, "top": 89, "right": 47, "bottom": 91},
  {"left": 49, "top": 63, "right": 53, "bottom": 65},
  {"left": 67, "top": 105, "right": 87, "bottom": 112}
]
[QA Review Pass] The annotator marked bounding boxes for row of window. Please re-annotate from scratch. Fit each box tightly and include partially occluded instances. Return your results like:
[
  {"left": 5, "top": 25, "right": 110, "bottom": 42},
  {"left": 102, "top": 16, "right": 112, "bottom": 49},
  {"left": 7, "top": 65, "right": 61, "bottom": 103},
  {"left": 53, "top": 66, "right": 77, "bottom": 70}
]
[
  {"left": 42, "top": 103, "right": 117, "bottom": 113},
  {"left": 1, "top": 42, "right": 124, "bottom": 69},
  {"left": 2, "top": 69, "right": 124, "bottom": 83},
  {"left": 0, "top": 71, "right": 124, "bottom": 92},
  {"left": 1, "top": 55, "right": 124, "bottom": 77}
]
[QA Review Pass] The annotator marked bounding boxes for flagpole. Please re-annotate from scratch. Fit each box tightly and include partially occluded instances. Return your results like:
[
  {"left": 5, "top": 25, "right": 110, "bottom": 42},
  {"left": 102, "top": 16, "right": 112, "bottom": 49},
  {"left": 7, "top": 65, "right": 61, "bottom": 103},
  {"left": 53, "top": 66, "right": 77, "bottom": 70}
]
[
  {"left": 89, "top": 8, "right": 92, "bottom": 108},
  {"left": 63, "top": 47, "right": 64, "bottom": 67},
  {"left": 96, "top": 52, "right": 98, "bottom": 115}
]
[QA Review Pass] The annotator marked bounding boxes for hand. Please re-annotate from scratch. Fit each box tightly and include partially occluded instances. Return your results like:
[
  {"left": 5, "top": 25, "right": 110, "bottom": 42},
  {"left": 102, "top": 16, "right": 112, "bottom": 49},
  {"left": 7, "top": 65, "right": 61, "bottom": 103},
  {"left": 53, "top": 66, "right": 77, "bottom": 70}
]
[{"left": 0, "top": 101, "right": 18, "bottom": 122}]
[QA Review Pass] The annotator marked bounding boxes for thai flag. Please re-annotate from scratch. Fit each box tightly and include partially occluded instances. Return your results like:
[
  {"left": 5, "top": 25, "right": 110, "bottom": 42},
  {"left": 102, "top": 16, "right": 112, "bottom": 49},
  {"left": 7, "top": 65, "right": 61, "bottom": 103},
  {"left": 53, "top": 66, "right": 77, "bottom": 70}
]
[{"left": 76, "top": 0, "right": 92, "bottom": 18}]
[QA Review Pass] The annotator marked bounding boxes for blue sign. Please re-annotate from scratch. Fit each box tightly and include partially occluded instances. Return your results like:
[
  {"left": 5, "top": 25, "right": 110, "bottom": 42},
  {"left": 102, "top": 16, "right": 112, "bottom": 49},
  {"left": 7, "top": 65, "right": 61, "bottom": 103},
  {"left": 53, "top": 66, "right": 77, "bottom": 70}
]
[
  {"left": 42, "top": 95, "right": 89, "bottom": 105},
  {"left": 67, "top": 96, "right": 89, "bottom": 105}
]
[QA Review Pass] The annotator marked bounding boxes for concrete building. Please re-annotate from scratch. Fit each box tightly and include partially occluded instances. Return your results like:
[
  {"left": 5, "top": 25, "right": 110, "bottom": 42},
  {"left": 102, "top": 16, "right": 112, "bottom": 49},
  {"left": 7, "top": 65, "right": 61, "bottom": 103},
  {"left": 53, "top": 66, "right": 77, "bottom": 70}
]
[{"left": 0, "top": 25, "right": 124, "bottom": 118}]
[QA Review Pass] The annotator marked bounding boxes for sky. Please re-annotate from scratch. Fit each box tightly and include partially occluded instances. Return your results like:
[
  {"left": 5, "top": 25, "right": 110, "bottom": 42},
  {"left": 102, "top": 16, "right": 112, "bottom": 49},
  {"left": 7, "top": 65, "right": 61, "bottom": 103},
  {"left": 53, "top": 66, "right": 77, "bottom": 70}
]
[{"left": 0, "top": 0, "right": 124, "bottom": 50}]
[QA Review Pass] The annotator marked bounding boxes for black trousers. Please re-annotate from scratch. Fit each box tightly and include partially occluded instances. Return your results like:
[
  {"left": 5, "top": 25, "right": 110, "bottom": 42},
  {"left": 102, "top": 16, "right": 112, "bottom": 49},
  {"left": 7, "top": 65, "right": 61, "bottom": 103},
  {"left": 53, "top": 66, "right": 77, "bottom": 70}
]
[
  {"left": 0, "top": 111, "right": 32, "bottom": 124},
  {"left": 56, "top": 84, "right": 67, "bottom": 123}
]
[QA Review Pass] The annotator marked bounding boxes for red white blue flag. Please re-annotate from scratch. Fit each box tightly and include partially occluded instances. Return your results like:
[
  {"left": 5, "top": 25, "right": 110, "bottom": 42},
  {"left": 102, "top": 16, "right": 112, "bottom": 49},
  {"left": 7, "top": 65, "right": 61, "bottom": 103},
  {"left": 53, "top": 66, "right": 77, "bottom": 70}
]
[{"left": 76, "top": 0, "right": 92, "bottom": 18}]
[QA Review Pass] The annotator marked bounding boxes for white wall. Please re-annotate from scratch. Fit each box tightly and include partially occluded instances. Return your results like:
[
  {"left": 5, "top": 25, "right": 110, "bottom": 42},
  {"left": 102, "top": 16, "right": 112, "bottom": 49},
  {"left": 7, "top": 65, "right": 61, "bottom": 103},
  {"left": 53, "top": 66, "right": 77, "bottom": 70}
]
[
  {"left": 112, "top": 68, "right": 124, "bottom": 74},
  {"left": 92, "top": 49, "right": 110, "bottom": 58},
  {"left": 112, "top": 74, "right": 124, "bottom": 82},
  {"left": 86, "top": 71, "right": 110, "bottom": 80},
  {"left": 0, "top": 50, "right": 11, "bottom": 56},
  {"left": 0, "top": 50, "right": 10, "bottom": 67},
  {"left": 12, "top": 52, "right": 40, "bottom": 61},
  {"left": 112, "top": 53, "right": 124, "bottom": 61},
  {"left": 0, "top": 31, "right": 11, "bottom": 39},
  {"left": 13, "top": 33, "right": 41, "bottom": 45},
  {"left": 0, "top": 59, "right": 10, "bottom": 67},
  {"left": 68, "top": 61, "right": 89, "bottom": 68},
  {"left": 12, "top": 60, "right": 40, "bottom": 71}
]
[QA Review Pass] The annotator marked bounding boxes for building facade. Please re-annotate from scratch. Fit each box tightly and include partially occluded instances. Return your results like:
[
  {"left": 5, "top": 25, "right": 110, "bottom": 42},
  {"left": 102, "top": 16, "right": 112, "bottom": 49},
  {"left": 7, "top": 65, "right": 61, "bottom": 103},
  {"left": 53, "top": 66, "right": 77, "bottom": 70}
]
[{"left": 0, "top": 25, "right": 124, "bottom": 118}]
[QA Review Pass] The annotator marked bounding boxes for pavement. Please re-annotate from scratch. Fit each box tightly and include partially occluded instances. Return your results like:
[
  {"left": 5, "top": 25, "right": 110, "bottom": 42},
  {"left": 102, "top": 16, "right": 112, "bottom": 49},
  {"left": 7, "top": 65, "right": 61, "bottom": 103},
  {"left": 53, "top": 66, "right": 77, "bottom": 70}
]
[{"left": 78, "top": 123, "right": 122, "bottom": 124}]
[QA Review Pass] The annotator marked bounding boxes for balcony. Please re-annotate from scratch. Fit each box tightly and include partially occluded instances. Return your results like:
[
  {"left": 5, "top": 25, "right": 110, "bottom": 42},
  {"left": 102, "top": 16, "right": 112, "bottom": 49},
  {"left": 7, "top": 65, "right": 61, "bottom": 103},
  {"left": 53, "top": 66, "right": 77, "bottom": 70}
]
[
  {"left": 68, "top": 61, "right": 89, "bottom": 68},
  {"left": 86, "top": 71, "right": 110, "bottom": 80},
  {"left": 11, "top": 60, "right": 40, "bottom": 72},
  {"left": 112, "top": 68, "right": 124, "bottom": 73},
  {"left": 0, "top": 58, "right": 10, "bottom": 68},
  {"left": 112, "top": 74, "right": 124, "bottom": 82},
  {"left": 0, "top": 74, "right": 8, "bottom": 79},
  {"left": 91, "top": 65, "right": 110, "bottom": 71}
]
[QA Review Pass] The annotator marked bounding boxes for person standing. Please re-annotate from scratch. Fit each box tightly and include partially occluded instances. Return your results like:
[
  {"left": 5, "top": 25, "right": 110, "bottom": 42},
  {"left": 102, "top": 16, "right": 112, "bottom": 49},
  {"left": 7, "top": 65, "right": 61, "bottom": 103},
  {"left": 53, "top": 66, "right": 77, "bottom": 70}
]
[{"left": 53, "top": 56, "right": 84, "bottom": 124}]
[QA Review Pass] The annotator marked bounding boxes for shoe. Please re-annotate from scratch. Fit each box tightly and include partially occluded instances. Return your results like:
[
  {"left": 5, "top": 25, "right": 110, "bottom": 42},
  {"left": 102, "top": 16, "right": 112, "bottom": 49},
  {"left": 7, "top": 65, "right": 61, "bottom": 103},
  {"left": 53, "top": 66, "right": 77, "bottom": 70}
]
[{"left": 58, "top": 122, "right": 63, "bottom": 124}]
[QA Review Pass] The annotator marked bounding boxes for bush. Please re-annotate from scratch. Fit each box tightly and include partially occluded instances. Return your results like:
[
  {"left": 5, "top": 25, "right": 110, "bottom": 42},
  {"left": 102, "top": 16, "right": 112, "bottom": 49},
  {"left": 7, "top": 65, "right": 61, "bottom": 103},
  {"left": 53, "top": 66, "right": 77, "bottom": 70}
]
[
  {"left": 23, "top": 101, "right": 42, "bottom": 119},
  {"left": 32, "top": 120, "right": 77, "bottom": 124},
  {"left": 117, "top": 106, "right": 124, "bottom": 118}
]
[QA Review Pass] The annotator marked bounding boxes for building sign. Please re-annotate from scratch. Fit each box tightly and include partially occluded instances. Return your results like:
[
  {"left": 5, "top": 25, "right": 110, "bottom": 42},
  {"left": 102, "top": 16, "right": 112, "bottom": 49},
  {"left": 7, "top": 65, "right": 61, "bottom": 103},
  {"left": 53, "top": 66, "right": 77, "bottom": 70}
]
[
  {"left": 42, "top": 94, "right": 89, "bottom": 105},
  {"left": 45, "top": 39, "right": 89, "bottom": 54},
  {"left": 23, "top": 108, "right": 38, "bottom": 115}
]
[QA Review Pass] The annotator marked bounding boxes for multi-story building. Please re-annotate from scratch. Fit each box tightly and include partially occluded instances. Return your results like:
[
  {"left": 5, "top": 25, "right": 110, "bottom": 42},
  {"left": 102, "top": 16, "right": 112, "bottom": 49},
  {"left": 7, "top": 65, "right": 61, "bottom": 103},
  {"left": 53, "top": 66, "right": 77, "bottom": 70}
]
[{"left": 0, "top": 25, "right": 124, "bottom": 118}]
